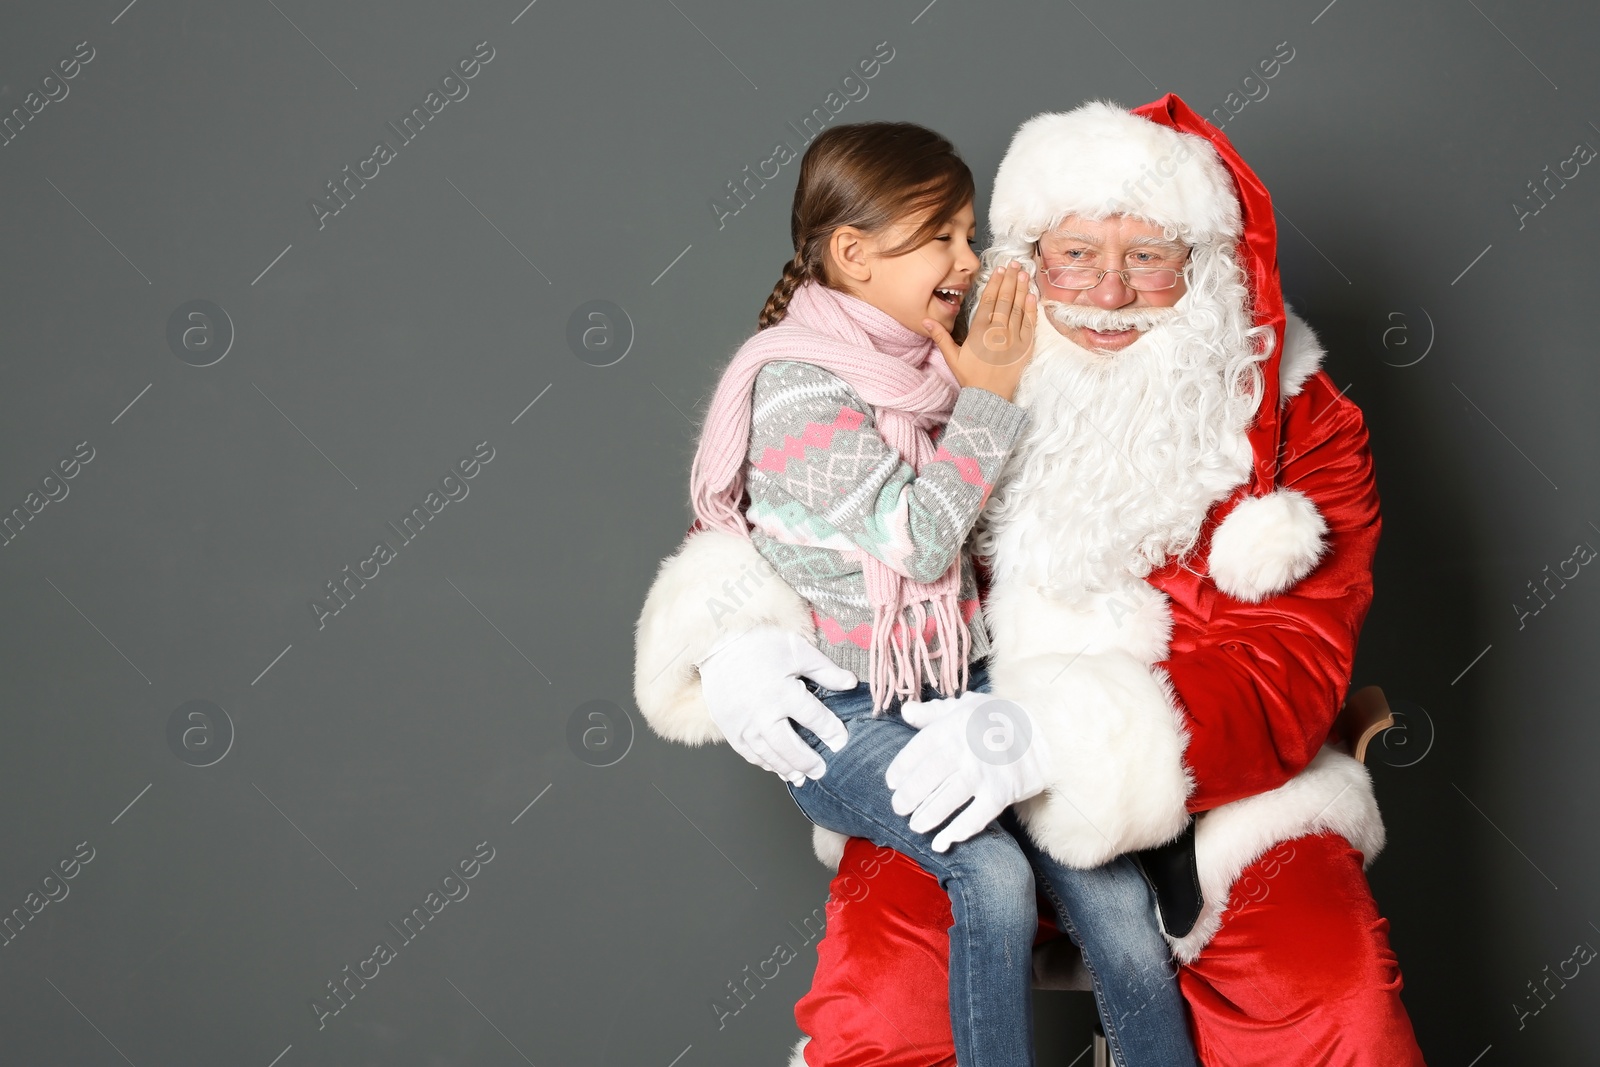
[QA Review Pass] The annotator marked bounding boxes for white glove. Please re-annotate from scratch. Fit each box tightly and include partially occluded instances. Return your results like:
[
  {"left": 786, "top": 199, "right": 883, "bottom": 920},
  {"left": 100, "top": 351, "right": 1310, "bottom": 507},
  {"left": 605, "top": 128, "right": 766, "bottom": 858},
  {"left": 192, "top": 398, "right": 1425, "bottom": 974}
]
[
  {"left": 697, "top": 624, "right": 858, "bottom": 786},
  {"left": 885, "top": 692, "right": 1053, "bottom": 853}
]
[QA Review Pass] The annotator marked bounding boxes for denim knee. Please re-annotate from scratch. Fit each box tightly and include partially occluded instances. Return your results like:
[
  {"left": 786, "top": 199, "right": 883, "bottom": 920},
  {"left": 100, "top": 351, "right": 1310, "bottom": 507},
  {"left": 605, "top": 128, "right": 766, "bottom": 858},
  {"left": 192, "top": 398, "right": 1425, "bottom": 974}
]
[{"left": 944, "top": 829, "right": 1038, "bottom": 934}]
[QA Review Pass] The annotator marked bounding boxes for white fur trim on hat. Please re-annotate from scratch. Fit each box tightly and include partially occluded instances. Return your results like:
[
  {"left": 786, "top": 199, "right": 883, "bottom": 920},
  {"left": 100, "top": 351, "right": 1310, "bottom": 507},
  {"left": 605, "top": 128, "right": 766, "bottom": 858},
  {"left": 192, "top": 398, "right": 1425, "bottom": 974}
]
[
  {"left": 788, "top": 1037, "right": 811, "bottom": 1067},
  {"left": 633, "top": 528, "right": 814, "bottom": 746},
  {"left": 989, "top": 100, "right": 1242, "bottom": 247},
  {"left": 1207, "top": 487, "right": 1329, "bottom": 603},
  {"left": 1168, "top": 745, "right": 1385, "bottom": 963}
]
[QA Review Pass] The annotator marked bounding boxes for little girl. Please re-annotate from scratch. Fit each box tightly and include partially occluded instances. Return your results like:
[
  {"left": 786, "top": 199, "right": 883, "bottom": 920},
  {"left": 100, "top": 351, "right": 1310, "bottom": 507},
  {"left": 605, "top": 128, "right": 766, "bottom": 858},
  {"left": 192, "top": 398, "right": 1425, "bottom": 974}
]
[{"left": 687, "top": 122, "right": 1195, "bottom": 1067}]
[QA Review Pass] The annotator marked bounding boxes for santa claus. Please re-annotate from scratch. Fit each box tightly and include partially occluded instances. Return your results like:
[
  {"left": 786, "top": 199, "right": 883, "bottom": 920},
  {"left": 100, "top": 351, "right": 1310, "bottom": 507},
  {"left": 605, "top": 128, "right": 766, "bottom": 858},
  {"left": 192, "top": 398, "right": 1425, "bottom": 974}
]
[{"left": 633, "top": 94, "right": 1427, "bottom": 1065}]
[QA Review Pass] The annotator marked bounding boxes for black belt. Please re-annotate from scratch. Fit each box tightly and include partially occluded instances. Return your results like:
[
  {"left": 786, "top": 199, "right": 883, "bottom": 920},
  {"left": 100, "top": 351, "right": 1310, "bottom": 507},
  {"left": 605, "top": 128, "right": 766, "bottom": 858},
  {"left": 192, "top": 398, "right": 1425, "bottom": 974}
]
[{"left": 1132, "top": 821, "right": 1203, "bottom": 939}]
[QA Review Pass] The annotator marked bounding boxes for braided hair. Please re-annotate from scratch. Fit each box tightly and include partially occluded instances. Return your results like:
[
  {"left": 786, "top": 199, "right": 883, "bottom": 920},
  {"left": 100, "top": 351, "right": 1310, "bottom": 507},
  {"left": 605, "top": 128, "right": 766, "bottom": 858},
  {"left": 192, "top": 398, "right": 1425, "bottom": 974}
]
[
  {"left": 757, "top": 122, "right": 975, "bottom": 331},
  {"left": 757, "top": 250, "right": 813, "bottom": 329}
]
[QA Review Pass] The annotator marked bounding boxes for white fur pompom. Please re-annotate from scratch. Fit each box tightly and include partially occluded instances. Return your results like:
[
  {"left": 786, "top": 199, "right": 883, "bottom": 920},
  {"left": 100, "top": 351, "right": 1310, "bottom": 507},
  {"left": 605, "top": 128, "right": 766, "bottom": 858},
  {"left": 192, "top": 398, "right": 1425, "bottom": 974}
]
[{"left": 1207, "top": 488, "right": 1329, "bottom": 603}]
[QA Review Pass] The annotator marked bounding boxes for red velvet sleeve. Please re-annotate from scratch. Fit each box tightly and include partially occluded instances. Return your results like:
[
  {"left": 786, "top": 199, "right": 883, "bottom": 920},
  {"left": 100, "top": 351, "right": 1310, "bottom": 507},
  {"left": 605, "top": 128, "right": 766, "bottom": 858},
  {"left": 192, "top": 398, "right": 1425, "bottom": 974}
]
[{"left": 1149, "top": 370, "right": 1383, "bottom": 812}]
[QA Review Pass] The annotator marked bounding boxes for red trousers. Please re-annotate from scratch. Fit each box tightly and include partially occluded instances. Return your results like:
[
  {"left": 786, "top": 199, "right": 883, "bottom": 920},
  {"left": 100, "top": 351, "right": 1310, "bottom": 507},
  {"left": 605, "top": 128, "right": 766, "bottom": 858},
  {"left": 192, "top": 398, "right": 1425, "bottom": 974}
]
[{"left": 795, "top": 832, "right": 1426, "bottom": 1067}]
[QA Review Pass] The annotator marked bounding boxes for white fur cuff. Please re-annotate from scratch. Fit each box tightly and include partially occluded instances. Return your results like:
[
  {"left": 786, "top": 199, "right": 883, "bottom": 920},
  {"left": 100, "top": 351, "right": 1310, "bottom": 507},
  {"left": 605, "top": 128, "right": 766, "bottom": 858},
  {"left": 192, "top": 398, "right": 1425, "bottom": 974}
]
[
  {"left": 1206, "top": 487, "right": 1329, "bottom": 603},
  {"left": 1168, "top": 745, "right": 1385, "bottom": 963},
  {"left": 812, "top": 825, "right": 850, "bottom": 871},
  {"left": 632, "top": 529, "right": 814, "bottom": 745}
]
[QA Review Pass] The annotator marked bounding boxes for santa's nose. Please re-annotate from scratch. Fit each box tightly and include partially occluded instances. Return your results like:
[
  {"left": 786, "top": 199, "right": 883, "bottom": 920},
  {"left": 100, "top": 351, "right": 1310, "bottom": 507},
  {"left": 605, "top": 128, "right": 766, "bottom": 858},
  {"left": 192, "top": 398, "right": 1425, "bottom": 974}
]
[{"left": 1083, "top": 273, "right": 1136, "bottom": 308}]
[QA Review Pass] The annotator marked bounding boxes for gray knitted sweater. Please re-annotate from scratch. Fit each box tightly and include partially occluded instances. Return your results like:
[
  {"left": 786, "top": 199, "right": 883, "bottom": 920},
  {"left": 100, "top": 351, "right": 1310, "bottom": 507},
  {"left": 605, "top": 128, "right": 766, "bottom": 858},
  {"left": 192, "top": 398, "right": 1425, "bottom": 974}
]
[{"left": 742, "top": 359, "right": 1029, "bottom": 683}]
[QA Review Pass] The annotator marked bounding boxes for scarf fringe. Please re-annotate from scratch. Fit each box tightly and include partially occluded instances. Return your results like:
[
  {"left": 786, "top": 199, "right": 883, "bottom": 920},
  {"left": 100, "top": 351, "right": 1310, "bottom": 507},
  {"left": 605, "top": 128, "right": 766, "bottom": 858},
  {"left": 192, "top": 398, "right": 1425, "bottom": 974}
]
[{"left": 866, "top": 590, "right": 974, "bottom": 714}]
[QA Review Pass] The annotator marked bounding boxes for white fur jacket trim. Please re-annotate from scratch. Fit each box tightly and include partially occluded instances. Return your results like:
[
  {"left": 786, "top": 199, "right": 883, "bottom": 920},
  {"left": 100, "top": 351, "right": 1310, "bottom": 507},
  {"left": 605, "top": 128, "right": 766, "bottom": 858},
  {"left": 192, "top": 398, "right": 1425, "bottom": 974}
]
[
  {"left": 980, "top": 578, "right": 1194, "bottom": 869},
  {"left": 632, "top": 528, "right": 813, "bottom": 746}
]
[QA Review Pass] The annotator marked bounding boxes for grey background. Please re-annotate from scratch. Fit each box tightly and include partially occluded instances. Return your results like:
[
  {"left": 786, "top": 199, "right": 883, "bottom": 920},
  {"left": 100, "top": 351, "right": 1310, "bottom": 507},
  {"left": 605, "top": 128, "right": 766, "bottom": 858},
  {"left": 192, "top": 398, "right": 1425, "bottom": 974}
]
[{"left": 0, "top": 0, "right": 1594, "bottom": 1064}]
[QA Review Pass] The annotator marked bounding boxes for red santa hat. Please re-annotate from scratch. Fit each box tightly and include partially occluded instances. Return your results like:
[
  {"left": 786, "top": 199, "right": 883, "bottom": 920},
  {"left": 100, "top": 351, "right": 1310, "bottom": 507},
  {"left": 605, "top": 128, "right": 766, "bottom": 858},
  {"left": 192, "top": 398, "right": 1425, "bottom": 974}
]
[
  {"left": 988, "top": 98, "right": 1243, "bottom": 247},
  {"left": 988, "top": 94, "right": 1328, "bottom": 603}
]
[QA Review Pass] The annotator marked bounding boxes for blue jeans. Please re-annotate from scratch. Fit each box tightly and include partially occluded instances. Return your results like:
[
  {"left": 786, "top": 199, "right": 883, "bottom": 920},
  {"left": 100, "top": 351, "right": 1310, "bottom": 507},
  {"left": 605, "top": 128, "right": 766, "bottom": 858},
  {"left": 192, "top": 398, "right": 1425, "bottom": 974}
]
[{"left": 787, "top": 661, "right": 1197, "bottom": 1067}]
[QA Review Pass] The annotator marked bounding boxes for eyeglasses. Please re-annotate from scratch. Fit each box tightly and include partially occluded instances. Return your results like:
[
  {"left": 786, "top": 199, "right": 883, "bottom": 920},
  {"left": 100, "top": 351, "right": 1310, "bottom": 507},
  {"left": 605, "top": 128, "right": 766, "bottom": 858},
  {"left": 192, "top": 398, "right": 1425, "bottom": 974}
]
[{"left": 1038, "top": 265, "right": 1182, "bottom": 291}]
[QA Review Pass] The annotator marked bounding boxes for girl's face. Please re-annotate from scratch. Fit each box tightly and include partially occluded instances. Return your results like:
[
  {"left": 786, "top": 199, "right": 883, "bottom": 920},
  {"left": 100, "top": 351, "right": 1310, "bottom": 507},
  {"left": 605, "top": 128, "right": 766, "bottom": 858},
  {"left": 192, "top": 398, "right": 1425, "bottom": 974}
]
[{"left": 830, "top": 200, "right": 980, "bottom": 337}]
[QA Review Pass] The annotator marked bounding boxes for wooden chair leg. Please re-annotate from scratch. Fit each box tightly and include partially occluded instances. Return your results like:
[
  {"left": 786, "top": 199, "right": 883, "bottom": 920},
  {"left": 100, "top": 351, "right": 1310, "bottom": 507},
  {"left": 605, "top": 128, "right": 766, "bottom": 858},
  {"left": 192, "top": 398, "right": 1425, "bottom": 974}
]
[{"left": 1336, "top": 684, "right": 1394, "bottom": 765}]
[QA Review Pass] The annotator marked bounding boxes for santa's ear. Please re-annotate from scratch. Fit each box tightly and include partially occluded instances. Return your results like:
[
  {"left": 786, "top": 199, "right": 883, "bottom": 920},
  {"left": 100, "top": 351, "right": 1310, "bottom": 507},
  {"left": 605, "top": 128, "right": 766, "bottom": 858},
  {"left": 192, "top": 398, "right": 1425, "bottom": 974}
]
[{"left": 1207, "top": 488, "right": 1329, "bottom": 602}]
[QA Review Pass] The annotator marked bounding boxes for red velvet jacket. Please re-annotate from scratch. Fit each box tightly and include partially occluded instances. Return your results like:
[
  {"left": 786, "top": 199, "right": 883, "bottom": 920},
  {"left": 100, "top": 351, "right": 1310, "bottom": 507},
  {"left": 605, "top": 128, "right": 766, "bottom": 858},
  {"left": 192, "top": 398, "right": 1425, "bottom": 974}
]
[{"left": 1148, "top": 363, "right": 1379, "bottom": 811}]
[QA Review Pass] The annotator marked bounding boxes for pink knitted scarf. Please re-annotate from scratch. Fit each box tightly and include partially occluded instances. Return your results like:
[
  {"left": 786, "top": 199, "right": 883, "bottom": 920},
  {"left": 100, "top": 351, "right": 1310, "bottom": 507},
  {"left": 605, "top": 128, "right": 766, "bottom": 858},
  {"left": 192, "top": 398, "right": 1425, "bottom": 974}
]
[{"left": 690, "top": 279, "right": 971, "bottom": 712}]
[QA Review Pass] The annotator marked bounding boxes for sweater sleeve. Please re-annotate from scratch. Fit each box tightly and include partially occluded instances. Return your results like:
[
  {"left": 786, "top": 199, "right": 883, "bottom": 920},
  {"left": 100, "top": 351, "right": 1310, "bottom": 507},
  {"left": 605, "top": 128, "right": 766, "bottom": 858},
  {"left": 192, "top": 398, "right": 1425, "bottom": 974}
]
[{"left": 744, "top": 361, "right": 1028, "bottom": 583}]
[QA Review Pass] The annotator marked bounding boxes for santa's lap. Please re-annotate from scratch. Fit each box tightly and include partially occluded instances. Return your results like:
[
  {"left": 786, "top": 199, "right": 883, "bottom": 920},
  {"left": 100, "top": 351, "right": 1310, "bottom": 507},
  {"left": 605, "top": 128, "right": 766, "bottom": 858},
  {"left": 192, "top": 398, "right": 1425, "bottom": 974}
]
[{"left": 794, "top": 834, "right": 1426, "bottom": 1067}]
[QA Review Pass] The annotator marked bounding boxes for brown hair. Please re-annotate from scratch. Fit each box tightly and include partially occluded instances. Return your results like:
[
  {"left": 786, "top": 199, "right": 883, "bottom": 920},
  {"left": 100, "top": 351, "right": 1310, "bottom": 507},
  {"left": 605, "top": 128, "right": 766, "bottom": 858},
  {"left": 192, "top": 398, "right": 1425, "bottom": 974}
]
[{"left": 758, "top": 122, "right": 975, "bottom": 335}]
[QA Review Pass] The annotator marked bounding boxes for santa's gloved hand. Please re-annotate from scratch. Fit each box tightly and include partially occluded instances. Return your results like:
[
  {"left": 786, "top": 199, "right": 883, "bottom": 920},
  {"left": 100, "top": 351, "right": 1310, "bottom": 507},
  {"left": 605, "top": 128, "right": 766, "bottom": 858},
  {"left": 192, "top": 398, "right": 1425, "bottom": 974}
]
[
  {"left": 886, "top": 694, "right": 1053, "bottom": 852},
  {"left": 697, "top": 625, "right": 857, "bottom": 786},
  {"left": 898, "top": 689, "right": 996, "bottom": 729}
]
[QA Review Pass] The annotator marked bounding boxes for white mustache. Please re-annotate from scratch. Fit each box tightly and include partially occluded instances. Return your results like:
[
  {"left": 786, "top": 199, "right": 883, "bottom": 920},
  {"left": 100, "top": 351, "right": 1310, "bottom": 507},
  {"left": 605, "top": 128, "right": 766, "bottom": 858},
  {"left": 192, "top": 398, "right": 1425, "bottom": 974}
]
[{"left": 1042, "top": 301, "right": 1180, "bottom": 334}]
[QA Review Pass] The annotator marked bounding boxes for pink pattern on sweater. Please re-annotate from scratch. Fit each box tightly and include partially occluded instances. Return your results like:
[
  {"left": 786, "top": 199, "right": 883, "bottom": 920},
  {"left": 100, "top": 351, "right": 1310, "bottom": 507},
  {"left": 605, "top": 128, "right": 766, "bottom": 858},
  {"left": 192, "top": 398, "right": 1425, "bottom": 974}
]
[
  {"left": 930, "top": 445, "right": 990, "bottom": 490},
  {"left": 754, "top": 406, "right": 865, "bottom": 473}
]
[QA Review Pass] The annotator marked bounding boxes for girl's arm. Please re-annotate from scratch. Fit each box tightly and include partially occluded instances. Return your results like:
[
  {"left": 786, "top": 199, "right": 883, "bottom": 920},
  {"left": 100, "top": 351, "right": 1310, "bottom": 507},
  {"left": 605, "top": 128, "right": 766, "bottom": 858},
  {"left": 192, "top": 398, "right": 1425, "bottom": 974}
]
[{"left": 745, "top": 360, "right": 1027, "bottom": 583}]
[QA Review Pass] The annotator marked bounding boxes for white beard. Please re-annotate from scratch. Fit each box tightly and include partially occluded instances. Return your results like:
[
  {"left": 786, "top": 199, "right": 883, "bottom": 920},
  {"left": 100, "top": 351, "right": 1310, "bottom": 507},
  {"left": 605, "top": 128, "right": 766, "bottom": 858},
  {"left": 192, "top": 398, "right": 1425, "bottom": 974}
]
[{"left": 974, "top": 274, "right": 1268, "bottom": 609}]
